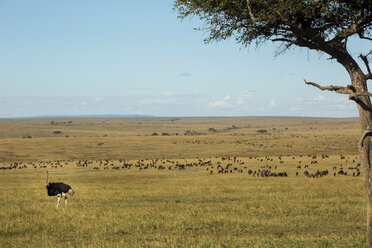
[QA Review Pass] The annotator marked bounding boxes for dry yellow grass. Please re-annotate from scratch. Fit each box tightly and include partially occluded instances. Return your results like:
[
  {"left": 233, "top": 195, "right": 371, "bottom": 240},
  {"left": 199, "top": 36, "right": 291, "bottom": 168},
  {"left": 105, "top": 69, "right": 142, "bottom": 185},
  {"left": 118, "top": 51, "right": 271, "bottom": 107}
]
[
  {"left": 0, "top": 117, "right": 366, "bottom": 247},
  {"left": 0, "top": 117, "right": 360, "bottom": 161}
]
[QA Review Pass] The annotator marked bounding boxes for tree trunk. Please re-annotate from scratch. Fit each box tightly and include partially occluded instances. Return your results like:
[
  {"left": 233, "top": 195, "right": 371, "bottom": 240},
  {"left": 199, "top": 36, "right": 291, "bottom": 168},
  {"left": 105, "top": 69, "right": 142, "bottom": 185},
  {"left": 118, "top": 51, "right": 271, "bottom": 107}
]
[
  {"left": 359, "top": 112, "right": 372, "bottom": 247},
  {"left": 360, "top": 114, "right": 372, "bottom": 247},
  {"left": 368, "top": 196, "right": 372, "bottom": 246},
  {"left": 328, "top": 44, "right": 372, "bottom": 245},
  {"left": 350, "top": 69, "right": 372, "bottom": 247}
]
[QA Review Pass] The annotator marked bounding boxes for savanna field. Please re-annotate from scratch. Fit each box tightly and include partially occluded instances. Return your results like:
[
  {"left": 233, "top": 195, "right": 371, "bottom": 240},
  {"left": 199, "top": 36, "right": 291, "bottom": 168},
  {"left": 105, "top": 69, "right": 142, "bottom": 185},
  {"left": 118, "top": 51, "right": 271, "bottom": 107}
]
[{"left": 0, "top": 117, "right": 366, "bottom": 247}]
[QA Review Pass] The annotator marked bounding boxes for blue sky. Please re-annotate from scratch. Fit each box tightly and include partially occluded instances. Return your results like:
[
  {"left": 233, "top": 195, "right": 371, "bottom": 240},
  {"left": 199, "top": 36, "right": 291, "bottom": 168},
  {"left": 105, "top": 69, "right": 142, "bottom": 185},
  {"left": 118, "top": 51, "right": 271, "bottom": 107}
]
[{"left": 0, "top": 0, "right": 370, "bottom": 118}]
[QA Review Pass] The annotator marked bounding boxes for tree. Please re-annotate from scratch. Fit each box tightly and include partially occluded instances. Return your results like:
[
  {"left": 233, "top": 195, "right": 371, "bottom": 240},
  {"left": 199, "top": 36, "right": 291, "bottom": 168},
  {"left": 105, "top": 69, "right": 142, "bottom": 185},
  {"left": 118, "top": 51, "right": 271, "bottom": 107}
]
[{"left": 174, "top": 0, "right": 372, "bottom": 245}]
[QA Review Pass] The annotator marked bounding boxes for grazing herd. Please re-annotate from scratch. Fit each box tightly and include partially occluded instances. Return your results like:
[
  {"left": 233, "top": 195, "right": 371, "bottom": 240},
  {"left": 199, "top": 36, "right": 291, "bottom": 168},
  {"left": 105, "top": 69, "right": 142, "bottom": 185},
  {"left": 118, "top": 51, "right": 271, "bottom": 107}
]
[{"left": 0, "top": 154, "right": 361, "bottom": 179}]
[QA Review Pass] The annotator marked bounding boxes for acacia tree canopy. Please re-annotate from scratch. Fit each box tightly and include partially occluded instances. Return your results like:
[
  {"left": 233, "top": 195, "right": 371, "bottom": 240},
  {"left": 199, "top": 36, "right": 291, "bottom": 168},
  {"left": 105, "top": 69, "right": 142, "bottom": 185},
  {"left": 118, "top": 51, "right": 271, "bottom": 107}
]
[{"left": 174, "top": 0, "right": 371, "bottom": 55}]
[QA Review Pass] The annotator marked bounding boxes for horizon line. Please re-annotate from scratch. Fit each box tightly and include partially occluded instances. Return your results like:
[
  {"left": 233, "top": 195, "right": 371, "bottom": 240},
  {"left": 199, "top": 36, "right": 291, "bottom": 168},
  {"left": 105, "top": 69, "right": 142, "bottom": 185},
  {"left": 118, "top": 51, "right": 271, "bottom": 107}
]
[{"left": 0, "top": 114, "right": 360, "bottom": 119}]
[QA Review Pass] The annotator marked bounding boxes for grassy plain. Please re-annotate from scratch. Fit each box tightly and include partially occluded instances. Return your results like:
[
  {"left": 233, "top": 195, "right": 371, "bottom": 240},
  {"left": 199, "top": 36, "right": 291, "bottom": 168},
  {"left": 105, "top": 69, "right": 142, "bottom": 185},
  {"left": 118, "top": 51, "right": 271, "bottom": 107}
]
[{"left": 0, "top": 117, "right": 366, "bottom": 247}]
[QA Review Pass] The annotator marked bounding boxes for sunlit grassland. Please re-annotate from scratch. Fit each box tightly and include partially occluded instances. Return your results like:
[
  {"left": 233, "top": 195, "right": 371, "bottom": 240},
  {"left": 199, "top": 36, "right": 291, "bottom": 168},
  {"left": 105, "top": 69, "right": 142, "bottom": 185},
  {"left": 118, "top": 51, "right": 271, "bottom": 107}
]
[
  {"left": 0, "top": 117, "right": 360, "bottom": 161},
  {"left": 0, "top": 117, "right": 366, "bottom": 247},
  {"left": 0, "top": 165, "right": 365, "bottom": 247}
]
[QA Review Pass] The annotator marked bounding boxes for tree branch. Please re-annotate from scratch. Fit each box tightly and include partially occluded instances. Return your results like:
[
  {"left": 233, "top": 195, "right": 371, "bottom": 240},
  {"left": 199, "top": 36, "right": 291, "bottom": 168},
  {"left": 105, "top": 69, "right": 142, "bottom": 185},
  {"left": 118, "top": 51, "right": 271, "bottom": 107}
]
[
  {"left": 332, "top": 24, "right": 359, "bottom": 43},
  {"left": 304, "top": 80, "right": 372, "bottom": 99},
  {"left": 304, "top": 80, "right": 352, "bottom": 94},
  {"left": 271, "top": 38, "right": 294, "bottom": 43},
  {"left": 246, "top": 0, "right": 260, "bottom": 22},
  {"left": 359, "top": 129, "right": 372, "bottom": 149},
  {"left": 331, "top": 9, "right": 364, "bottom": 43},
  {"left": 360, "top": 51, "right": 372, "bottom": 80},
  {"left": 359, "top": 33, "right": 372, "bottom": 41}
]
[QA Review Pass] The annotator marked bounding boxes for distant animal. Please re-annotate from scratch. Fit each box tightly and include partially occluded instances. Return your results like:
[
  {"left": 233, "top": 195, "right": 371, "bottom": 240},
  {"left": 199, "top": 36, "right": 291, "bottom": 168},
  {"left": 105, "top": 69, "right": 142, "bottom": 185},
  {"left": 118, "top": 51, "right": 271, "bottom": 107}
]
[{"left": 45, "top": 170, "right": 74, "bottom": 208}]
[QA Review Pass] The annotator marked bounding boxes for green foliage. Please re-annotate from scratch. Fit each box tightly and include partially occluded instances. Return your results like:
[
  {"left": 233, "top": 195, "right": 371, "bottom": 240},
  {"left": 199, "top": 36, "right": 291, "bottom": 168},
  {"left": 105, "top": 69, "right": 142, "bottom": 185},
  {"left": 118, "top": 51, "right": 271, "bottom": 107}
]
[{"left": 174, "top": 0, "right": 371, "bottom": 51}]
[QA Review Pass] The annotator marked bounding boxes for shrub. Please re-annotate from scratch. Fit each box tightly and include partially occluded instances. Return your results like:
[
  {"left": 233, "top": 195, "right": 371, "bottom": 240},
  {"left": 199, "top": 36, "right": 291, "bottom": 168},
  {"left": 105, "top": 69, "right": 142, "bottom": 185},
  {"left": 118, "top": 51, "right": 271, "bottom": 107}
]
[{"left": 257, "top": 129, "right": 268, "bottom": 134}]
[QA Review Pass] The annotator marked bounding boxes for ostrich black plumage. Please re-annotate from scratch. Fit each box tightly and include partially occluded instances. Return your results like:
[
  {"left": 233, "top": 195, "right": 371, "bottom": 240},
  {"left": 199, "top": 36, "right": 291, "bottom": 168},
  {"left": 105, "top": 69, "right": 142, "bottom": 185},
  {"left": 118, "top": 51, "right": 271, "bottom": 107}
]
[{"left": 45, "top": 170, "right": 74, "bottom": 208}]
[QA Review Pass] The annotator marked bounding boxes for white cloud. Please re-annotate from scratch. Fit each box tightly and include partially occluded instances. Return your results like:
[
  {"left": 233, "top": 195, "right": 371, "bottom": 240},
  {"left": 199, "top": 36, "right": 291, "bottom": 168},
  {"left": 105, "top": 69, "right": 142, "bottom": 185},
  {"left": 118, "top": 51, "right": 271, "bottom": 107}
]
[
  {"left": 289, "top": 106, "right": 300, "bottom": 111},
  {"left": 94, "top": 97, "right": 104, "bottom": 101},
  {"left": 163, "top": 92, "right": 205, "bottom": 97},
  {"left": 269, "top": 99, "right": 276, "bottom": 108},
  {"left": 209, "top": 91, "right": 254, "bottom": 109},
  {"left": 140, "top": 98, "right": 180, "bottom": 105},
  {"left": 236, "top": 90, "right": 254, "bottom": 105},
  {"left": 208, "top": 95, "right": 231, "bottom": 108},
  {"left": 335, "top": 96, "right": 351, "bottom": 104},
  {"left": 287, "top": 94, "right": 357, "bottom": 117},
  {"left": 0, "top": 92, "right": 358, "bottom": 118},
  {"left": 314, "top": 94, "right": 325, "bottom": 101}
]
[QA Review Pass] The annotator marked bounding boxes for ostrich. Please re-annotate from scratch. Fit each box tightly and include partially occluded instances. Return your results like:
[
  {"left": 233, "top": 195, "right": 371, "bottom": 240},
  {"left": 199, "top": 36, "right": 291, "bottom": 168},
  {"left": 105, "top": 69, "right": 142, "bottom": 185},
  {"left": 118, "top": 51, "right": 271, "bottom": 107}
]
[{"left": 45, "top": 170, "right": 74, "bottom": 208}]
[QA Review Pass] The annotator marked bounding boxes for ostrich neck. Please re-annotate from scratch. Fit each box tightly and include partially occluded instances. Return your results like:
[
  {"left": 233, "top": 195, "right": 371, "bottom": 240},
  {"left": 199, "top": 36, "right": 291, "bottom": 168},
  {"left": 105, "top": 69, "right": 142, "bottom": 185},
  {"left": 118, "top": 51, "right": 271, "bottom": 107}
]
[{"left": 45, "top": 171, "right": 49, "bottom": 185}]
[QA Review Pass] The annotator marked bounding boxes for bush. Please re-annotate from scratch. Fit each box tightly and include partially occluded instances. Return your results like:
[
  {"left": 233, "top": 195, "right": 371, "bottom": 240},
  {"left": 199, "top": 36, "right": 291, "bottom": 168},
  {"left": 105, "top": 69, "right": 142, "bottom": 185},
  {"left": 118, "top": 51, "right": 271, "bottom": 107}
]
[
  {"left": 184, "top": 130, "right": 205, "bottom": 136},
  {"left": 256, "top": 129, "right": 268, "bottom": 134}
]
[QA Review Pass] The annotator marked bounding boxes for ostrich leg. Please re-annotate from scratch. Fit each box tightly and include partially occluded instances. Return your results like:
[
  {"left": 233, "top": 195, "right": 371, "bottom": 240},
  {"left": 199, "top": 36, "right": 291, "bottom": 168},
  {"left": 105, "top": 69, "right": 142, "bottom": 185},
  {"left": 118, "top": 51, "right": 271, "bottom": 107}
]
[
  {"left": 56, "top": 195, "right": 61, "bottom": 209},
  {"left": 63, "top": 193, "right": 68, "bottom": 208}
]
